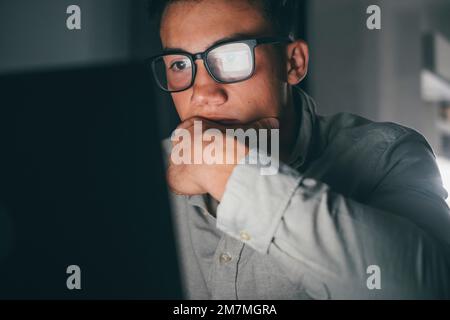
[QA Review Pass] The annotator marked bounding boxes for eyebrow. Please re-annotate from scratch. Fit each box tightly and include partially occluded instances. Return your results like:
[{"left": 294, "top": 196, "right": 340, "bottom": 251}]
[{"left": 163, "top": 32, "right": 257, "bottom": 53}]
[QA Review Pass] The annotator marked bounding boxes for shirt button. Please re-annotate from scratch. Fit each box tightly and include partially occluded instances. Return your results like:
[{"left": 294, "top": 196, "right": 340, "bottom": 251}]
[
  {"left": 219, "top": 252, "right": 232, "bottom": 264},
  {"left": 302, "top": 178, "right": 317, "bottom": 188},
  {"left": 240, "top": 231, "right": 251, "bottom": 241}
]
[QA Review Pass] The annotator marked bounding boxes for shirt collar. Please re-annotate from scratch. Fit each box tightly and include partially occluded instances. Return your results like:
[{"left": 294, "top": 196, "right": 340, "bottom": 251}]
[{"left": 286, "top": 86, "right": 318, "bottom": 170}]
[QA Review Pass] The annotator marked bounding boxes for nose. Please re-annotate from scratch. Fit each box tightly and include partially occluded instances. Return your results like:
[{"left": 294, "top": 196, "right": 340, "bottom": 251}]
[{"left": 190, "top": 61, "right": 227, "bottom": 108}]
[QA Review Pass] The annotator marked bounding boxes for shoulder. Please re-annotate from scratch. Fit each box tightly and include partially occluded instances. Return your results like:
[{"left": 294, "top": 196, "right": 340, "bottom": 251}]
[
  {"left": 311, "top": 112, "right": 440, "bottom": 199},
  {"left": 318, "top": 112, "right": 431, "bottom": 154}
]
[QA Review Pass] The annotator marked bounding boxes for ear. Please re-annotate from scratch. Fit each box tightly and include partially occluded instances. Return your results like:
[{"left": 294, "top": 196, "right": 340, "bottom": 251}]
[{"left": 286, "top": 39, "right": 309, "bottom": 85}]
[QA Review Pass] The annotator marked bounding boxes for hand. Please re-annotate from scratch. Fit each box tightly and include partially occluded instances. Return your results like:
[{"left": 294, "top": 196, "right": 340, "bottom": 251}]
[{"left": 166, "top": 116, "right": 279, "bottom": 201}]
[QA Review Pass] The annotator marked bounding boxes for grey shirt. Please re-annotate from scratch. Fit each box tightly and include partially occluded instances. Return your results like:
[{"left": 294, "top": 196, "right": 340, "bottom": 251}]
[{"left": 163, "top": 88, "right": 450, "bottom": 299}]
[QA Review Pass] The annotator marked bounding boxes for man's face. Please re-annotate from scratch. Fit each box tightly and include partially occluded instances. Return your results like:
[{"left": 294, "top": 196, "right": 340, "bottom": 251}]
[{"left": 160, "top": 0, "right": 289, "bottom": 125}]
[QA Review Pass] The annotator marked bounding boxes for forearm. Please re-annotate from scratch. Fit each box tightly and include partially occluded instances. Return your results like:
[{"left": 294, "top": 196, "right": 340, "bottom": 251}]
[{"left": 217, "top": 160, "right": 450, "bottom": 299}]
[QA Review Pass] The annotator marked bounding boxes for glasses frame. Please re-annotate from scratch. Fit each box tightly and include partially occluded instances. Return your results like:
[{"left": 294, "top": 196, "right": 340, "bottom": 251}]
[{"left": 148, "top": 37, "right": 292, "bottom": 93}]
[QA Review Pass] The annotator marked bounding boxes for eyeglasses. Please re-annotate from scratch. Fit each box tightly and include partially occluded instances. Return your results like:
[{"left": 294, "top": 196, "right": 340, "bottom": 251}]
[{"left": 148, "top": 37, "right": 291, "bottom": 93}]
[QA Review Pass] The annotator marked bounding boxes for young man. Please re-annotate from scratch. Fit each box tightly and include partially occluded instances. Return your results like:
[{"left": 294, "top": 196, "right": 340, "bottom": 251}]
[{"left": 148, "top": 0, "right": 450, "bottom": 299}]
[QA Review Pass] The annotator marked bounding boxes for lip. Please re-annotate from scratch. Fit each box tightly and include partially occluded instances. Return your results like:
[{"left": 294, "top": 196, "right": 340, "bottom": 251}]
[{"left": 215, "top": 119, "right": 241, "bottom": 125}]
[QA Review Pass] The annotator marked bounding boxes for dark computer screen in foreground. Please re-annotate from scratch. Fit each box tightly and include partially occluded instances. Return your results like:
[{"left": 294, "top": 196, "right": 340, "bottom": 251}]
[{"left": 0, "top": 63, "right": 182, "bottom": 299}]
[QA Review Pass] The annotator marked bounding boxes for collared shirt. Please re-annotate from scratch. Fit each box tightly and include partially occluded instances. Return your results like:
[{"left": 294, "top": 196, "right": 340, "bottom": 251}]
[{"left": 162, "top": 88, "right": 450, "bottom": 299}]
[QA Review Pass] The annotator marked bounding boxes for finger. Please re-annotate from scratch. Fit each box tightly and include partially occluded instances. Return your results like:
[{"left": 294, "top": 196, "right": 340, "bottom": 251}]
[
  {"left": 176, "top": 116, "right": 206, "bottom": 130},
  {"left": 171, "top": 117, "right": 202, "bottom": 147},
  {"left": 249, "top": 117, "right": 280, "bottom": 130},
  {"left": 170, "top": 128, "right": 186, "bottom": 147}
]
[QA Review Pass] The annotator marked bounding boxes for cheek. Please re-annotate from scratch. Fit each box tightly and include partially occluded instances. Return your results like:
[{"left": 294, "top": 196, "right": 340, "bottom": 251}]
[
  {"left": 255, "top": 47, "right": 285, "bottom": 81},
  {"left": 238, "top": 53, "right": 285, "bottom": 117},
  {"left": 171, "top": 92, "right": 191, "bottom": 120},
  {"left": 231, "top": 84, "right": 283, "bottom": 121}
]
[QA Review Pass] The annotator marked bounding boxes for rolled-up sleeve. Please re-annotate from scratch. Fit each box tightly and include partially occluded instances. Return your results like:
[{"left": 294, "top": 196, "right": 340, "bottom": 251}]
[{"left": 216, "top": 132, "right": 450, "bottom": 299}]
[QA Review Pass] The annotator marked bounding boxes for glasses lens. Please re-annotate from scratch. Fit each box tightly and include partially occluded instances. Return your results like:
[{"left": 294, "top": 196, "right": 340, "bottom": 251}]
[
  {"left": 152, "top": 54, "right": 193, "bottom": 91},
  {"left": 206, "top": 42, "right": 253, "bottom": 82}
]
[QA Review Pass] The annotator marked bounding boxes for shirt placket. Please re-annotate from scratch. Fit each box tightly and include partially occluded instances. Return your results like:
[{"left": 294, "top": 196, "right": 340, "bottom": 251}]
[
  {"left": 187, "top": 194, "right": 246, "bottom": 299},
  {"left": 207, "top": 234, "right": 246, "bottom": 299}
]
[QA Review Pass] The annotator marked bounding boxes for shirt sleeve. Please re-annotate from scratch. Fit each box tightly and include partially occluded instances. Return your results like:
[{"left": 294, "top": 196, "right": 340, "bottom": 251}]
[{"left": 216, "top": 131, "right": 450, "bottom": 299}]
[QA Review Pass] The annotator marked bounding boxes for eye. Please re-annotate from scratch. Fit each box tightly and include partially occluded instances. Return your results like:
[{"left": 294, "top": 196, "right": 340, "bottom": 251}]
[{"left": 169, "top": 59, "right": 191, "bottom": 72}]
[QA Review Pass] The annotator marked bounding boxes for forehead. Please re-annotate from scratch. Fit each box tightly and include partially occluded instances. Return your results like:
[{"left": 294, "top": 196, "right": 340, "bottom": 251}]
[{"left": 160, "top": 0, "right": 273, "bottom": 52}]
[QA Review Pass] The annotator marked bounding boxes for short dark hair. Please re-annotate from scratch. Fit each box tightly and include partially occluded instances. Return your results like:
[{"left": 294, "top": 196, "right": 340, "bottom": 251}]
[{"left": 147, "top": 0, "right": 304, "bottom": 39}]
